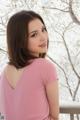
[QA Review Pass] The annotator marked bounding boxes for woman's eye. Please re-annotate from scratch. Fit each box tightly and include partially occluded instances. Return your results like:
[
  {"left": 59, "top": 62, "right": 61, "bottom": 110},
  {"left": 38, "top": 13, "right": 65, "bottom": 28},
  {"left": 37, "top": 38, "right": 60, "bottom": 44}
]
[
  {"left": 42, "top": 27, "right": 47, "bottom": 32},
  {"left": 31, "top": 33, "right": 37, "bottom": 37}
]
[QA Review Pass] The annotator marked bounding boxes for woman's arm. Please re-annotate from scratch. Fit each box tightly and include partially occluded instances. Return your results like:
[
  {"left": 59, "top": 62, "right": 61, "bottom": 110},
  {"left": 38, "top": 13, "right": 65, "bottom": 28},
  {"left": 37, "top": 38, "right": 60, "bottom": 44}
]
[{"left": 45, "top": 80, "right": 59, "bottom": 120}]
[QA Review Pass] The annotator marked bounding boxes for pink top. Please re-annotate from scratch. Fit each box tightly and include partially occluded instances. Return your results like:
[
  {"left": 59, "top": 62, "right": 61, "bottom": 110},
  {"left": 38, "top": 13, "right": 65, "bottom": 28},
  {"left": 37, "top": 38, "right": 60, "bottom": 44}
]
[{"left": 0, "top": 58, "right": 58, "bottom": 120}]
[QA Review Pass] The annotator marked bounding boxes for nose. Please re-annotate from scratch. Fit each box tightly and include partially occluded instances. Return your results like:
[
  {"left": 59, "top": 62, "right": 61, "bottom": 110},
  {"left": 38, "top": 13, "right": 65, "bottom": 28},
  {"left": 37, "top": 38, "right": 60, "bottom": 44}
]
[{"left": 40, "top": 32, "right": 47, "bottom": 42}]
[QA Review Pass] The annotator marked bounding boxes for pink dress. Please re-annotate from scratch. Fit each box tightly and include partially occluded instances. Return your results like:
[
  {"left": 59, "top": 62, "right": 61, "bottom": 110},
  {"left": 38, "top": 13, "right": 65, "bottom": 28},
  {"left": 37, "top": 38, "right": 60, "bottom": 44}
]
[{"left": 0, "top": 58, "right": 58, "bottom": 120}]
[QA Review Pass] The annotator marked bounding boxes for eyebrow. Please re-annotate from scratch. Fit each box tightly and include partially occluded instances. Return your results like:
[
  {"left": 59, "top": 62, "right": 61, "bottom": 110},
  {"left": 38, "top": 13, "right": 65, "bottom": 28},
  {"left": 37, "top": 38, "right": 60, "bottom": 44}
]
[
  {"left": 29, "top": 25, "right": 45, "bottom": 35},
  {"left": 29, "top": 30, "right": 37, "bottom": 34}
]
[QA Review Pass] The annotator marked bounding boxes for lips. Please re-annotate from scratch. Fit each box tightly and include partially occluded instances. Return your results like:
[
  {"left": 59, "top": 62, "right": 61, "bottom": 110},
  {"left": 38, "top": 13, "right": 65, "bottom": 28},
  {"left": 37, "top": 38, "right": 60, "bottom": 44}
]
[{"left": 39, "top": 43, "right": 47, "bottom": 47}]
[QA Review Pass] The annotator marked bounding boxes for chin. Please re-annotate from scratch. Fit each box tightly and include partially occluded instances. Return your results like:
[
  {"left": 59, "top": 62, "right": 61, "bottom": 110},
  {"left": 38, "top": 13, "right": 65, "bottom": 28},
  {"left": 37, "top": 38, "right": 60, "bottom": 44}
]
[{"left": 40, "top": 49, "right": 47, "bottom": 53}]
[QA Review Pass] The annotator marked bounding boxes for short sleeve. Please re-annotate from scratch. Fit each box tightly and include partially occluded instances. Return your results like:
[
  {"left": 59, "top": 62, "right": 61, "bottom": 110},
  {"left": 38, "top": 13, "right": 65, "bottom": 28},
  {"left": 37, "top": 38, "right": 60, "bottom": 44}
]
[
  {"left": 40, "top": 59, "right": 58, "bottom": 86},
  {"left": 0, "top": 74, "right": 6, "bottom": 116}
]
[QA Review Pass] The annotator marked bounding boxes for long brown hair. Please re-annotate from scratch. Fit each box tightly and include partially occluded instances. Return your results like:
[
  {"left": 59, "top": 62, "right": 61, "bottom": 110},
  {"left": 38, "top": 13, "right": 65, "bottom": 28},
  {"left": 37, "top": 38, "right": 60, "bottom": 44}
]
[{"left": 7, "top": 10, "right": 49, "bottom": 69}]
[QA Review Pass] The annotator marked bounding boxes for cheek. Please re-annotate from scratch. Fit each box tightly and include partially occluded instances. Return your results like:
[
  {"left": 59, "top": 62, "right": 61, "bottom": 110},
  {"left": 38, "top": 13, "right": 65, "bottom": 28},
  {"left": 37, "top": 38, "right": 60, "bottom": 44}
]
[
  {"left": 46, "top": 34, "right": 48, "bottom": 39},
  {"left": 28, "top": 39, "right": 38, "bottom": 50}
]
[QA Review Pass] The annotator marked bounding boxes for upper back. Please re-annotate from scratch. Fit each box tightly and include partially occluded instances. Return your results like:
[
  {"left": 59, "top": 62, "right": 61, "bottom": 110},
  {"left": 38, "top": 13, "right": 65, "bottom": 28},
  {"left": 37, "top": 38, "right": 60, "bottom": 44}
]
[{"left": 4, "top": 64, "right": 25, "bottom": 89}]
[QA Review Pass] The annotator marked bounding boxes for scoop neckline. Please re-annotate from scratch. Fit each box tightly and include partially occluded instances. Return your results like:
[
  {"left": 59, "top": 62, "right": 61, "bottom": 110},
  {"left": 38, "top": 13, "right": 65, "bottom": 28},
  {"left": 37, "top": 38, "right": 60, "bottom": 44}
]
[{"left": 3, "top": 58, "right": 38, "bottom": 91}]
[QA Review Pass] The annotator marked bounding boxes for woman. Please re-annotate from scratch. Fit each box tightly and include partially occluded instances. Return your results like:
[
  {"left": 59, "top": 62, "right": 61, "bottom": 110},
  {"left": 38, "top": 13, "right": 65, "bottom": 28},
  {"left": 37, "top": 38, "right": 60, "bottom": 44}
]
[{"left": 0, "top": 10, "right": 59, "bottom": 120}]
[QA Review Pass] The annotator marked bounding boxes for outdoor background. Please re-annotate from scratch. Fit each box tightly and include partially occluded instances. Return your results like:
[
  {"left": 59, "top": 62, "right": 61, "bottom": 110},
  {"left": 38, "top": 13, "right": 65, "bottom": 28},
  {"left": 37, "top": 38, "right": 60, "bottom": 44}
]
[{"left": 0, "top": 0, "right": 80, "bottom": 120}]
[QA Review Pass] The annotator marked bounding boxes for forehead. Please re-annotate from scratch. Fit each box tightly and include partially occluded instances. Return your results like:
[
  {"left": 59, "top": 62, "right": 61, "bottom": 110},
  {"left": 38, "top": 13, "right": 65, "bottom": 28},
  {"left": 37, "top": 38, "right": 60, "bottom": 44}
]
[{"left": 28, "top": 19, "right": 44, "bottom": 31}]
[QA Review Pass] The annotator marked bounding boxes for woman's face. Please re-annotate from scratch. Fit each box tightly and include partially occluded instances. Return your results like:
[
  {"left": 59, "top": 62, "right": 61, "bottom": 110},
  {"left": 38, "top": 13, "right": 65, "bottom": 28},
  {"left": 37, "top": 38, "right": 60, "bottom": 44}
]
[{"left": 27, "top": 18, "right": 48, "bottom": 57}]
